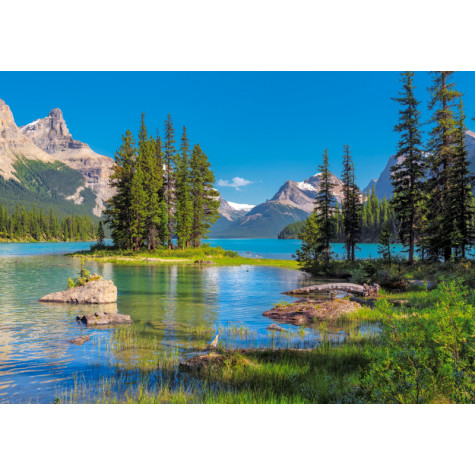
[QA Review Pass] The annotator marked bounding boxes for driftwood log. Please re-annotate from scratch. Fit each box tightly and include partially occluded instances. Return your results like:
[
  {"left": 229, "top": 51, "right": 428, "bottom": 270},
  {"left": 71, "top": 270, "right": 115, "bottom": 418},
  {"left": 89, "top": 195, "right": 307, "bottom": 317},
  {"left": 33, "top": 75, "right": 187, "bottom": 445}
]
[{"left": 284, "top": 283, "right": 380, "bottom": 298}]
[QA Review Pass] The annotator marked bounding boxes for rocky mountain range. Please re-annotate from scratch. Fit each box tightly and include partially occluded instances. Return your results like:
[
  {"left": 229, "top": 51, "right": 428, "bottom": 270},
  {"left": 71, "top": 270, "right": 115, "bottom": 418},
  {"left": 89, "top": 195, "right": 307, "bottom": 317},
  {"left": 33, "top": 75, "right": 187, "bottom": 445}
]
[
  {"left": 4, "top": 95, "right": 475, "bottom": 239},
  {"left": 0, "top": 99, "right": 56, "bottom": 181},
  {"left": 0, "top": 98, "right": 114, "bottom": 217},
  {"left": 20, "top": 108, "right": 115, "bottom": 215},
  {"left": 364, "top": 130, "right": 475, "bottom": 199},
  {"left": 211, "top": 172, "right": 346, "bottom": 238}
]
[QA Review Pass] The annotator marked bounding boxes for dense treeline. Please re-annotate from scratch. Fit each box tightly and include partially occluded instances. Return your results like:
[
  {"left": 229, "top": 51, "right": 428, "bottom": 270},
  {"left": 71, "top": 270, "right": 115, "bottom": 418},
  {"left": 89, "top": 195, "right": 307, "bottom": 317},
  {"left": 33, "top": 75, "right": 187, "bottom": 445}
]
[
  {"left": 296, "top": 71, "right": 474, "bottom": 271},
  {"left": 279, "top": 186, "right": 397, "bottom": 242},
  {"left": 0, "top": 203, "right": 96, "bottom": 242},
  {"left": 105, "top": 114, "right": 220, "bottom": 250}
]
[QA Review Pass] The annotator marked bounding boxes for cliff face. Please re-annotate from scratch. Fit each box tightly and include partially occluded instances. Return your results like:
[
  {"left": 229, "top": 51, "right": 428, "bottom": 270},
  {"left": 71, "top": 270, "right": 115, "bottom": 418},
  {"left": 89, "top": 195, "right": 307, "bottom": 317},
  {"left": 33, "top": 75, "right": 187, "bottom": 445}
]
[
  {"left": 20, "top": 108, "right": 115, "bottom": 215},
  {"left": 0, "top": 99, "right": 55, "bottom": 181}
]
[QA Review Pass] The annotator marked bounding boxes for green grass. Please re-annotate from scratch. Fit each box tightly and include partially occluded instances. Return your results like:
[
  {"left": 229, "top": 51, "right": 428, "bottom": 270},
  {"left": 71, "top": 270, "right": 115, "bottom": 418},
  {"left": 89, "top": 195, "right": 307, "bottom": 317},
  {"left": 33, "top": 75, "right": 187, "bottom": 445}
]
[
  {"left": 55, "top": 317, "right": 378, "bottom": 404},
  {"left": 70, "top": 245, "right": 301, "bottom": 269},
  {"left": 58, "top": 342, "right": 371, "bottom": 404}
]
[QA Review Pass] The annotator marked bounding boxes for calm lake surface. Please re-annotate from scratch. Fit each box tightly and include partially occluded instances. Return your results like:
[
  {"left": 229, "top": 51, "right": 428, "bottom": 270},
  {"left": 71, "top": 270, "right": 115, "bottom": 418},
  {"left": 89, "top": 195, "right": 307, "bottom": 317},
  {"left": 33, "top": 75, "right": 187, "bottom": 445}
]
[{"left": 0, "top": 239, "right": 382, "bottom": 403}]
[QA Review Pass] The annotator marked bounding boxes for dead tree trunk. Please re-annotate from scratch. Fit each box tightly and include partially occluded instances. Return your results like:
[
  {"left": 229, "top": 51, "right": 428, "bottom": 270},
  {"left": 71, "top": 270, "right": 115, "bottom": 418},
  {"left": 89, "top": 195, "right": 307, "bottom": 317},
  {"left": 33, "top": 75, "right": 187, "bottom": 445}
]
[{"left": 284, "top": 283, "right": 380, "bottom": 297}]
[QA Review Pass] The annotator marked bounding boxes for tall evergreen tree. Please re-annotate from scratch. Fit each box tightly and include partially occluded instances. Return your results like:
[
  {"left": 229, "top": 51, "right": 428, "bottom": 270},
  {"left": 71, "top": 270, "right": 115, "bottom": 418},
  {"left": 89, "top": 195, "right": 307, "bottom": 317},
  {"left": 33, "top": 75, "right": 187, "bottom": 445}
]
[
  {"left": 175, "top": 127, "right": 193, "bottom": 249},
  {"left": 97, "top": 221, "right": 105, "bottom": 246},
  {"left": 105, "top": 130, "right": 136, "bottom": 249},
  {"left": 155, "top": 135, "right": 169, "bottom": 246},
  {"left": 424, "top": 71, "right": 462, "bottom": 261},
  {"left": 138, "top": 114, "right": 161, "bottom": 251},
  {"left": 391, "top": 71, "right": 425, "bottom": 265},
  {"left": 294, "top": 211, "right": 321, "bottom": 273},
  {"left": 164, "top": 114, "right": 177, "bottom": 249},
  {"left": 129, "top": 161, "right": 147, "bottom": 250},
  {"left": 189, "top": 144, "right": 220, "bottom": 247},
  {"left": 378, "top": 220, "right": 393, "bottom": 263},
  {"left": 297, "top": 149, "right": 336, "bottom": 270},
  {"left": 314, "top": 149, "right": 336, "bottom": 266},
  {"left": 449, "top": 99, "right": 474, "bottom": 258},
  {"left": 341, "top": 145, "right": 361, "bottom": 261}
]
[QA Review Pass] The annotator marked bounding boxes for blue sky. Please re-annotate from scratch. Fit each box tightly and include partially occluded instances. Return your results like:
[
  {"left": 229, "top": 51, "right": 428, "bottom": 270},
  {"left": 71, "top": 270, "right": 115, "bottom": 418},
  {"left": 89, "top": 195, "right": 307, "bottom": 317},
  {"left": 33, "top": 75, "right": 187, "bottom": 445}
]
[{"left": 1, "top": 72, "right": 474, "bottom": 204}]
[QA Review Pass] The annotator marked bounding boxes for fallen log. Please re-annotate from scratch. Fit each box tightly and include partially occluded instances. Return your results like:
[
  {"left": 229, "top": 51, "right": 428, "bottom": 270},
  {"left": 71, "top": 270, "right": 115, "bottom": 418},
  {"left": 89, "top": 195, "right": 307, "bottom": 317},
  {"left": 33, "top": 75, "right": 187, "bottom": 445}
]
[{"left": 284, "top": 282, "right": 380, "bottom": 297}]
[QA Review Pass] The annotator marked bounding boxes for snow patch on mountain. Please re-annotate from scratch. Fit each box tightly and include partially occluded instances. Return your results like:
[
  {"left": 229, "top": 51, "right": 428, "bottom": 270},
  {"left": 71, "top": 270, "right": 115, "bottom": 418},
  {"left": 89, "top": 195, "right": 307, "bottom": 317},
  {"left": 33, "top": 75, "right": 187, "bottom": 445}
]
[
  {"left": 296, "top": 181, "right": 317, "bottom": 192},
  {"left": 227, "top": 201, "right": 255, "bottom": 211}
]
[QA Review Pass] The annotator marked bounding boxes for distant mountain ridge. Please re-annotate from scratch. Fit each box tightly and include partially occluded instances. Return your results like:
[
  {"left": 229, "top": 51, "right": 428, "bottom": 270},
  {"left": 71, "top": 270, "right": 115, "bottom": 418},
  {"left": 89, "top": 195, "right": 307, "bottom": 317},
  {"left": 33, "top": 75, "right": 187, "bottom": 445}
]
[{"left": 211, "top": 172, "right": 346, "bottom": 238}]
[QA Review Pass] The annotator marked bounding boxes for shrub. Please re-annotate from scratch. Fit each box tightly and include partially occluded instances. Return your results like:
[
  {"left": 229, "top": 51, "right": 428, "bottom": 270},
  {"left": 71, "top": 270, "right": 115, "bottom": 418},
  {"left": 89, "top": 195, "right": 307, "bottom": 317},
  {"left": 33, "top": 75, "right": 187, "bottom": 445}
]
[
  {"left": 360, "top": 279, "right": 475, "bottom": 403},
  {"left": 68, "top": 257, "right": 101, "bottom": 288}
]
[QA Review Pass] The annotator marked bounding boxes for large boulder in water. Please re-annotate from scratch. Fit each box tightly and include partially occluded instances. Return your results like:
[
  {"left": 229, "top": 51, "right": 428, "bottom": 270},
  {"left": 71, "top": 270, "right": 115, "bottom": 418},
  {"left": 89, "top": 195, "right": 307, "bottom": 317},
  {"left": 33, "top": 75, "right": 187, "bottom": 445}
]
[{"left": 39, "top": 279, "right": 117, "bottom": 304}]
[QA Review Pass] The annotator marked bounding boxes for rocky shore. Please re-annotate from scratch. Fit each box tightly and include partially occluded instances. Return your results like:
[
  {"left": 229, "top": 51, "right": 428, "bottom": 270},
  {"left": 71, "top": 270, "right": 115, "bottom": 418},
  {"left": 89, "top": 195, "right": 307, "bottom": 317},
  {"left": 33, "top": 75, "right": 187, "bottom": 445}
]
[{"left": 263, "top": 298, "right": 362, "bottom": 325}]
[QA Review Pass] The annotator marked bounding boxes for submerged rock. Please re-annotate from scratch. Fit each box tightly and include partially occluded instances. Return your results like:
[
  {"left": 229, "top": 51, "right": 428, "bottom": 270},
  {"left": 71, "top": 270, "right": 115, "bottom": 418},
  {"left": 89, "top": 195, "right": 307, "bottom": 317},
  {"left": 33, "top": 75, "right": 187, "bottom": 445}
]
[
  {"left": 76, "top": 312, "right": 132, "bottom": 326},
  {"left": 68, "top": 335, "right": 91, "bottom": 345},
  {"left": 263, "top": 298, "right": 361, "bottom": 326},
  {"left": 39, "top": 279, "right": 117, "bottom": 304},
  {"left": 266, "top": 323, "right": 285, "bottom": 332},
  {"left": 194, "top": 259, "right": 215, "bottom": 265}
]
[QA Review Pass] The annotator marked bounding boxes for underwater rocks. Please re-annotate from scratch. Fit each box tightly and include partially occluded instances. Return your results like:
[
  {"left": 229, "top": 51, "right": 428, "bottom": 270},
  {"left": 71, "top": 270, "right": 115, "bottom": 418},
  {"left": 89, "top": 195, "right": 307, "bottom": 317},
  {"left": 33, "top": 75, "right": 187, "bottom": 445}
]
[
  {"left": 68, "top": 335, "right": 91, "bottom": 345},
  {"left": 76, "top": 312, "right": 132, "bottom": 326},
  {"left": 39, "top": 279, "right": 117, "bottom": 304},
  {"left": 266, "top": 323, "right": 286, "bottom": 332},
  {"left": 263, "top": 298, "right": 361, "bottom": 326}
]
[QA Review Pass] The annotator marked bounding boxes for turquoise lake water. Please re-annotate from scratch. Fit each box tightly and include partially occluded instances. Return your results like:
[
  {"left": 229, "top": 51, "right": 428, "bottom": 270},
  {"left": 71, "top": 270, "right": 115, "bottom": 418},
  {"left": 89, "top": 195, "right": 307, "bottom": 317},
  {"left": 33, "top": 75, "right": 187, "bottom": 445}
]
[
  {"left": 0, "top": 239, "right": 404, "bottom": 260},
  {"left": 0, "top": 239, "right": 383, "bottom": 403}
]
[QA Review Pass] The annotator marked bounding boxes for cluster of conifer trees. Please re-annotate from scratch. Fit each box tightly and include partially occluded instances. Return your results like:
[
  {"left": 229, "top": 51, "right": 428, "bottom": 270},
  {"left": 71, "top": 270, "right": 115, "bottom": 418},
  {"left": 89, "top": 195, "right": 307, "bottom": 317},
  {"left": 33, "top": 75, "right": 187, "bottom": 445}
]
[
  {"left": 296, "top": 71, "right": 474, "bottom": 268},
  {"left": 280, "top": 186, "right": 397, "bottom": 242},
  {"left": 105, "top": 114, "right": 220, "bottom": 250},
  {"left": 0, "top": 203, "right": 96, "bottom": 242},
  {"left": 391, "top": 71, "right": 473, "bottom": 263}
]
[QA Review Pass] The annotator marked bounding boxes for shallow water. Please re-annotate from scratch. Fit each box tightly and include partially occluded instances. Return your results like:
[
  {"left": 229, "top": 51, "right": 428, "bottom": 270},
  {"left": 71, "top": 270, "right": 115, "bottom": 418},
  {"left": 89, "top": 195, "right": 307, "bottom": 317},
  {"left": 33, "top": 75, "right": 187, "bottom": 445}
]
[{"left": 0, "top": 241, "right": 379, "bottom": 403}]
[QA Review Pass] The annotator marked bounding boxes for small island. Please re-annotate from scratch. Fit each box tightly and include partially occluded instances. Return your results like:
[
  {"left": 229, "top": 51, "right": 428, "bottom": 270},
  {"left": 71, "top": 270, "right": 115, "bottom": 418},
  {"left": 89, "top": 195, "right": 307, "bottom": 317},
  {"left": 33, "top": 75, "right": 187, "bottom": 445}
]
[{"left": 39, "top": 258, "right": 117, "bottom": 304}]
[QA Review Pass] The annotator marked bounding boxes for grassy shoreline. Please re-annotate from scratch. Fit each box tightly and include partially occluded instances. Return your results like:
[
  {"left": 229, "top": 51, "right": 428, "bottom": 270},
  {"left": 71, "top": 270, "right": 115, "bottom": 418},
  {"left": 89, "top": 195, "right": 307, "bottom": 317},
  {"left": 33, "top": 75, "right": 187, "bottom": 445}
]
[{"left": 70, "top": 245, "right": 301, "bottom": 269}]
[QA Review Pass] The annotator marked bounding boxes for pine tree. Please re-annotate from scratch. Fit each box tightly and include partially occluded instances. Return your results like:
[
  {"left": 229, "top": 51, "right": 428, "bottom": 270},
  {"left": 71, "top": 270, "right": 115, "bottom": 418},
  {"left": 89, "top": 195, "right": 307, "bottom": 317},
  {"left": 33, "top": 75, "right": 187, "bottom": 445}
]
[
  {"left": 129, "top": 162, "right": 147, "bottom": 250},
  {"left": 314, "top": 149, "right": 336, "bottom": 266},
  {"left": 189, "top": 144, "right": 220, "bottom": 247},
  {"left": 105, "top": 130, "right": 136, "bottom": 250},
  {"left": 138, "top": 114, "right": 161, "bottom": 251},
  {"left": 296, "top": 149, "right": 336, "bottom": 271},
  {"left": 390, "top": 71, "right": 425, "bottom": 265},
  {"left": 294, "top": 211, "right": 320, "bottom": 273},
  {"left": 155, "top": 135, "right": 169, "bottom": 246},
  {"left": 175, "top": 127, "right": 193, "bottom": 249},
  {"left": 164, "top": 114, "right": 177, "bottom": 249},
  {"left": 97, "top": 221, "right": 105, "bottom": 246},
  {"left": 449, "top": 99, "right": 474, "bottom": 258},
  {"left": 341, "top": 145, "right": 361, "bottom": 261},
  {"left": 424, "top": 71, "right": 462, "bottom": 261},
  {"left": 378, "top": 220, "right": 393, "bottom": 263}
]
